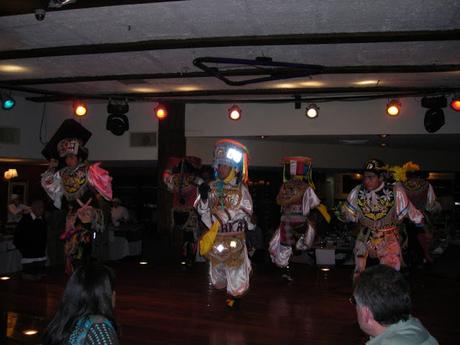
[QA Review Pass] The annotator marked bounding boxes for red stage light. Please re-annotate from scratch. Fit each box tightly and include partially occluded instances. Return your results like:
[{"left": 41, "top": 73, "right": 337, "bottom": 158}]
[
  {"left": 228, "top": 105, "right": 242, "bottom": 121},
  {"left": 450, "top": 98, "right": 460, "bottom": 111}
]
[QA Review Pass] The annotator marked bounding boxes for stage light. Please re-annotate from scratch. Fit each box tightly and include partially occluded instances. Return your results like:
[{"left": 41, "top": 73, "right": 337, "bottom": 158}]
[
  {"left": 421, "top": 96, "right": 447, "bottom": 133},
  {"left": 424, "top": 108, "right": 445, "bottom": 133},
  {"left": 450, "top": 97, "right": 460, "bottom": 111},
  {"left": 73, "top": 101, "right": 87, "bottom": 117},
  {"left": 154, "top": 103, "right": 168, "bottom": 120},
  {"left": 0, "top": 276, "right": 11, "bottom": 281},
  {"left": 106, "top": 99, "right": 129, "bottom": 136},
  {"left": 305, "top": 104, "right": 319, "bottom": 119},
  {"left": 228, "top": 104, "right": 242, "bottom": 121},
  {"left": 386, "top": 99, "right": 401, "bottom": 117},
  {"left": 139, "top": 261, "right": 148, "bottom": 265},
  {"left": 1, "top": 93, "right": 16, "bottom": 110}
]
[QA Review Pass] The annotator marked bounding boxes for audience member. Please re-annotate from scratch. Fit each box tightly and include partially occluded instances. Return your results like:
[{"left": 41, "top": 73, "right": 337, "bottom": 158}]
[
  {"left": 13, "top": 199, "right": 47, "bottom": 279},
  {"left": 352, "top": 265, "right": 438, "bottom": 345},
  {"left": 43, "top": 263, "right": 119, "bottom": 345}
]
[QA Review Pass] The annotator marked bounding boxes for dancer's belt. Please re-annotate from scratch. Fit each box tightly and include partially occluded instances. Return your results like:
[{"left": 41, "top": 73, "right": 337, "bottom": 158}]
[{"left": 371, "top": 226, "right": 398, "bottom": 239}]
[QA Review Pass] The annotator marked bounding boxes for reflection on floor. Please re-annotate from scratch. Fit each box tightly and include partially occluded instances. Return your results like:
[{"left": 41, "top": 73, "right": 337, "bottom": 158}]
[{"left": 1, "top": 253, "right": 459, "bottom": 345}]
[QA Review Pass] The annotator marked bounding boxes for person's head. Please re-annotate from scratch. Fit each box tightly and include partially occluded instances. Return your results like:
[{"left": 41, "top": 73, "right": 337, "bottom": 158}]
[
  {"left": 353, "top": 265, "right": 411, "bottom": 337},
  {"left": 217, "top": 164, "right": 233, "bottom": 180},
  {"left": 363, "top": 159, "right": 386, "bottom": 191},
  {"left": 10, "top": 194, "right": 20, "bottom": 205},
  {"left": 43, "top": 263, "right": 116, "bottom": 345},
  {"left": 31, "top": 200, "right": 45, "bottom": 217},
  {"left": 57, "top": 138, "right": 88, "bottom": 168},
  {"left": 213, "top": 139, "right": 249, "bottom": 184}
]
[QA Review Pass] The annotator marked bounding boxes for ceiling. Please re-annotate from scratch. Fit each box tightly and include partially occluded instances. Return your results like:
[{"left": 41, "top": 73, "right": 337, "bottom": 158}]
[{"left": 0, "top": 0, "right": 459, "bottom": 104}]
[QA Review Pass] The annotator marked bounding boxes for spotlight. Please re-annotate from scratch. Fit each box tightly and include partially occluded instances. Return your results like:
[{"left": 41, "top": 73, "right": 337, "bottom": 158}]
[
  {"left": 305, "top": 104, "right": 319, "bottom": 119},
  {"left": 424, "top": 108, "right": 445, "bottom": 133},
  {"left": 450, "top": 97, "right": 460, "bottom": 111},
  {"left": 421, "top": 96, "right": 447, "bottom": 133},
  {"left": 106, "top": 99, "right": 129, "bottom": 136},
  {"left": 386, "top": 99, "right": 401, "bottom": 117},
  {"left": 73, "top": 100, "right": 87, "bottom": 117},
  {"left": 228, "top": 104, "right": 242, "bottom": 121},
  {"left": 1, "top": 93, "right": 16, "bottom": 110},
  {"left": 154, "top": 103, "right": 168, "bottom": 120}
]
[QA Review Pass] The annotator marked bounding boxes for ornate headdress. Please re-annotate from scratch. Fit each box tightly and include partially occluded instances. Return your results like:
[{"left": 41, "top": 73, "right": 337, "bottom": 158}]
[
  {"left": 363, "top": 158, "right": 386, "bottom": 174},
  {"left": 282, "top": 156, "right": 314, "bottom": 186},
  {"left": 213, "top": 139, "right": 249, "bottom": 183}
]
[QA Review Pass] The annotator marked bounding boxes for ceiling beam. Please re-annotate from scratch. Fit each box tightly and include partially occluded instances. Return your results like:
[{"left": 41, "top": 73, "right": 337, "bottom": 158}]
[
  {"left": 18, "top": 86, "right": 460, "bottom": 103},
  {"left": 3, "top": 64, "right": 460, "bottom": 86},
  {"left": 0, "top": 0, "right": 186, "bottom": 16},
  {"left": 0, "top": 30, "right": 459, "bottom": 60}
]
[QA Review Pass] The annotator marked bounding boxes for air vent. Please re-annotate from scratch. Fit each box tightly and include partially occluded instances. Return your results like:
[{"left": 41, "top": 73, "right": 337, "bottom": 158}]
[
  {"left": 130, "top": 132, "right": 157, "bottom": 147},
  {"left": 0, "top": 127, "right": 20, "bottom": 144}
]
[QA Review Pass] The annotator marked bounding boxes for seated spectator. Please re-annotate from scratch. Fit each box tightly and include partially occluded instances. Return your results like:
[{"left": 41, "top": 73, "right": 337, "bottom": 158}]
[
  {"left": 111, "top": 198, "right": 129, "bottom": 227},
  {"left": 352, "top": 264, "right": 438, "bottom": 345},
  {"left": 13, "top": 199, "right": 47, "bottom": 280},
  {"left": 43, "top": 263, "right": 119, "bottom": 345},
  {"left": 8, "top": 194, "right": 31, "bottom": 224}
]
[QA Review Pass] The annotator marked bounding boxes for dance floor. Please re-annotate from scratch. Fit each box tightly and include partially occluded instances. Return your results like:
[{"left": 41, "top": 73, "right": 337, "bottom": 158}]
[{"left": 1, "top": 260, "right": 459, "bottom": 345}]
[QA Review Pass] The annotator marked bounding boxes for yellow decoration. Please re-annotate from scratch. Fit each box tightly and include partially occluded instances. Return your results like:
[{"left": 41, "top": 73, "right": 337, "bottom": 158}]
[
  {"left": 199, "top": 220, "right": 219, "bottom": 256},
  {"left": 391, "top": 165, "right": 408, "bottom": 182},
  {"left": 316, "top": 203, "right": 331, "bottom": 223},
  {"left": 223, "top": 168, "right": 236, "bottom": 183}
]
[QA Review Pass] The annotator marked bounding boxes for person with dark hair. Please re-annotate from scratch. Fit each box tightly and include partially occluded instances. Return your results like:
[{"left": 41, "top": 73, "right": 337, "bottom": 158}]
[
  {"left": 43, "top": 263, "right": 119, "bottom": 345},
  {"left": 352, "top": 265, "right": 438, "bottom": 345},
  {"left": 13, "top": 199, "right": 47, "bottom": 280},
  {"left": 342, "top": 159, "right": 424, "bottom": 282}
]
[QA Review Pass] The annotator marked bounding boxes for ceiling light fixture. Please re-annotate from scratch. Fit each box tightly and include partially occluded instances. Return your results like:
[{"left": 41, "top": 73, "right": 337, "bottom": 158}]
[
  {"left": 106, "top": 99, "right": 129, "bottom": 136},
  {"left": 154, "top": 103, "right": 168, "bottom": 120},
  {"left": 228, "top": 104, "right": 242, "bottom": 121},
  {"left": 305, "top": 104, "right": 319, "bottom": 119},
  {"left": 421, "top": 96, "right": 447, "bottom": 133},
  {"left": 294, "top": 95, "right": 301, "bottom": 109},
  {"left": 450, "top": 96, "right": 460, "bottom": 111},
  {"left": 73, "top": 100, "right": 87, "bottom": 117},
  {"left": 386, "top": 99, "right": 401, "bottom": 117},
  {"left": 1, "top": 93, "right": 16, "bottom": 110}
]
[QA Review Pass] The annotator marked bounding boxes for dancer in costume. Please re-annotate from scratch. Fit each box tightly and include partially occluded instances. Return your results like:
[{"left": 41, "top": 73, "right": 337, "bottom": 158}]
[
  {"left": 342, "top": 159, "right": 423, "bottom": 282},
  {"left": 163, "top": 156, "right": 202, "bottom": 267},
  {"left": 392, "top": 162, "right": 441, "bottom": 265},
  {"left": 269, "top": 156, "right": 330, "bottom": 281},
  {"left": 41, "top": 119, "right": 112, "bottom": 274},
  {"left": 195, "top": 139, "right": 253, "bottom": 309}
]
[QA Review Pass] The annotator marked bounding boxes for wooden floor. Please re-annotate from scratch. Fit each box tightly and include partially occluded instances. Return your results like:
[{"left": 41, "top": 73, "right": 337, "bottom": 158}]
[{"left": 1, "top": 258, "right": 459, "bottom": 345}]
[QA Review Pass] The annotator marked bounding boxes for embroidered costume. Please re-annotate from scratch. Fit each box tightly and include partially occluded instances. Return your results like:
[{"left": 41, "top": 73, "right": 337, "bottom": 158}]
[
  {"left": 394, "top": 162, "right": 441, "bottom": 264},
  {"left": 269, "top": 157, "right": 329, "bottom": 280},
  {"left": 195, "top": 139, "right": 253, "bottom": 308},
  {"left": 163, "top": 156, "right": 202, "bottom": 266},
  {"left": 41, "top": 120, "right": 112, "bottom": 274},
  {"left": 342, "top": 159, "right": 423, "bottom": 281}
]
